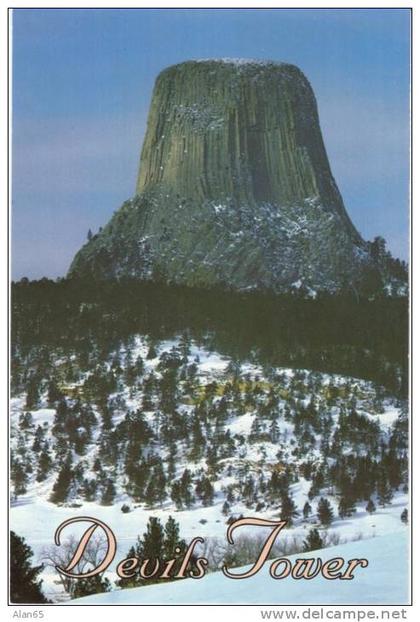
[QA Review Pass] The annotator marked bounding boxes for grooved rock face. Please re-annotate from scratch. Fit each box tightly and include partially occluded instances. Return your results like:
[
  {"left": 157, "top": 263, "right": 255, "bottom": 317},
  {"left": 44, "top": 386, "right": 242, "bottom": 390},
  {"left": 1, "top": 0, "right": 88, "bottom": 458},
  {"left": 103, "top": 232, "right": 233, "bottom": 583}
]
[{"left": 69, "top": 59, "right": 368, "bottom": 292}]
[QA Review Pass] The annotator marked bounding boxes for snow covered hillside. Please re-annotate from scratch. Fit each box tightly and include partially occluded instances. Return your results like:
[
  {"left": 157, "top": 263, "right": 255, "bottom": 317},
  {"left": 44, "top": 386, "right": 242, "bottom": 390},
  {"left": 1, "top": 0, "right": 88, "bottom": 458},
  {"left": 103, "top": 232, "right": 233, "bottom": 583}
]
[
  {"left": 75, "top": 531, "right": 409, "bottom": 605},
  {"left": 10, "top": 335, "right": 409, "bottom": 602}
]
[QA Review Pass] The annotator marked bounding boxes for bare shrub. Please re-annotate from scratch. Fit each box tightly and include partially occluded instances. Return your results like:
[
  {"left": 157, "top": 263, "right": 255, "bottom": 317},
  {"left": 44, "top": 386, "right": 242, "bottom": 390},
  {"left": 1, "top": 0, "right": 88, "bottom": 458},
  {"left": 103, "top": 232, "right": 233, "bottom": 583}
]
[
  {"left": 201, "top": 529, "right": 360, "bottom": 573},
  {"left": 41, "top": 533, "right": 108, "bottom": 595}
]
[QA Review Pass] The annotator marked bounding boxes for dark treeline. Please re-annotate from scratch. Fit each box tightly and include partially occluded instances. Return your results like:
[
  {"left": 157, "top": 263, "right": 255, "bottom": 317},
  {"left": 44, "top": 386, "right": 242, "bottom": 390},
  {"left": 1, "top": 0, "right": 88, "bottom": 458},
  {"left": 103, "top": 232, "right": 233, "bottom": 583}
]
[{"left": 12, "top": 278, "right": 408, "bottom": 395}]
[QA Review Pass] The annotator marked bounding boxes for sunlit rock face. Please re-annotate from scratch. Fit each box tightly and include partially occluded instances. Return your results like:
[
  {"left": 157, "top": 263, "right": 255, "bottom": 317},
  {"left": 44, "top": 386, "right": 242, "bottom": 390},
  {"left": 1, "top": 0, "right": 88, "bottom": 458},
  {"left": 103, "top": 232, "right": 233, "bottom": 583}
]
[{"left": 69, "top": 59, "right": 369, "bottom": 292}]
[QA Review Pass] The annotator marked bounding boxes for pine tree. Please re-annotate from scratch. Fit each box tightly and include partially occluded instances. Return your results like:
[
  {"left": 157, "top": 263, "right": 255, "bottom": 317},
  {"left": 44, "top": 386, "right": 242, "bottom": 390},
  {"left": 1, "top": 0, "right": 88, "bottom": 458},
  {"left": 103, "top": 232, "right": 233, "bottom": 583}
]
[
  {"left": 82, "top": 479, "right": 97, "bottom": 502},
  {"left": 154, "top": 463, "right": 167, "bottom": 506},
  {"left": 280, "top": 492, "right": 299, "bottom": 525},
  {"left": 166, "top": 440, "right": 177, "bottom": 480},
  {"left": 117, "top": 545, "right": 137, "bottom": 588},
  {"left": 119, "top": 516, "right": 186, "bottom": 589},
  {"left": 226, "top": 485, "right": 235, "bottom": 504},
  {"left": 317, "top": 497, "right": 334, "bottom": 526},
  {"left": 11, "top": 460, "right": 28, "bottom": 496},
  {"left": 25, "top": 376, "right": 40, "bottom": 410},
  {"left": 269, "top": 419, "right": 280, "bottom": 443},
  {"left": 146, "top": 343, "right": 158, "bottom": 359},
  {"left": 307, "top": 485, "right": 316, "bottom": 501},
  {"left": 222, "top": 500, "right": 231, "bottom": 515},
  {"left": 71, "top": 575, "right": 111, "bottom": 599},
  {"left": 101, "top": 480, "right": 116, "bottom": 505},
  {"left": 195, "top": 475, "right": 214, "bottom": 507},
  {"left": 180, "top": 469, "right": 194, "bottom": 508},
  {"left": 242, "top": 475, "right": 255, "bottom": 505},
  {"left": 171, "top": 481, "right": 183, "bottom": 510},
  {"left": 366, "top": 498, "right": 376, "bottom": 514},
  {"left": 50, "top": 453, "right": 73, "bottom": 504},
  {"left": 189, "top": 416, "right": 205, "bottom": 461},
  {"left": 144, "top": 464, "right": 166, "bottom": 506},
  {"left": 36, "top": 448, "right": 53, "bottom": 482},
  {"left": 19, "top": 412, "right": 34, "bottom": 430},
  {"left": 338, "top": 495, "right": 356, "bottom": 519},
  {"left": 10, "top": 532, "right": 49, "bottom": 603},
  {"left": 136, "top": 517, "right": 165, "bottom": 581},
  {"left": 400, "top": 508, "right": 408, "bottom": 524},
  {"left": 303, "top": 528, "right": 324, "bottom": 552},
  {"left": 31, "top": 425, "right": 46, "bottom": 452},
  {"left": 303, "top": 501, "right": 312, "bottom": 519},
  {"left": 47, "top": 379, "right": 63, "bottom": 405},
  {"left": 163, "top": 515, "right": 186, "bottom": 560},
  {"left": 377, "top": 471, "right": 393, "bottom": 507}
]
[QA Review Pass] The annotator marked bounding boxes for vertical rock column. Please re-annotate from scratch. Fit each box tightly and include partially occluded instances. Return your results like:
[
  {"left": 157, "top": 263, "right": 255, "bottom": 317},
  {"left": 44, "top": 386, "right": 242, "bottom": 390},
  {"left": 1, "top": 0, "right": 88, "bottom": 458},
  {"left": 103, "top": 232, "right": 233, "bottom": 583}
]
[{"left": 69, "top": 59, "right": 366, "bottom": 291}]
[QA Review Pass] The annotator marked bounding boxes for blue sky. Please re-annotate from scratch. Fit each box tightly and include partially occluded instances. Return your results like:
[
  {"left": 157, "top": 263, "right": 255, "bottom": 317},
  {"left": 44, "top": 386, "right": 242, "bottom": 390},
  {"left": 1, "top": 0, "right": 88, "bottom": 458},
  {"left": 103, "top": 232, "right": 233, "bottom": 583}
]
[{"left": 12, "top": 8, "right": 411, "bottom": 279}]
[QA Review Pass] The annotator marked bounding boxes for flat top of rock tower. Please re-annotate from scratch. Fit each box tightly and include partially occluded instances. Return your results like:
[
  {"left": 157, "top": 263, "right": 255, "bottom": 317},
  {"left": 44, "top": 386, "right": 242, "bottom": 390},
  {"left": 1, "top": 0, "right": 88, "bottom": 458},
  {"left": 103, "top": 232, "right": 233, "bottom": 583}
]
[
  {"left": 196, "top": 57, "right": 284, "bottom": 66},
  {"left": 157, "top": 58, "right": 303, "bottom": 78}
]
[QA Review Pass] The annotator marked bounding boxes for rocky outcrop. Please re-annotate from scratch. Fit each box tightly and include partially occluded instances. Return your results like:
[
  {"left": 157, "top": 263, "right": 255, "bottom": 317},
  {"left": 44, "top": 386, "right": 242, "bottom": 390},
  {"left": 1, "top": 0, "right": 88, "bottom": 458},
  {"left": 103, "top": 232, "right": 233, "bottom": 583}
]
[{"left": 69, "top": 59, "right": 371, "bottom": 292}]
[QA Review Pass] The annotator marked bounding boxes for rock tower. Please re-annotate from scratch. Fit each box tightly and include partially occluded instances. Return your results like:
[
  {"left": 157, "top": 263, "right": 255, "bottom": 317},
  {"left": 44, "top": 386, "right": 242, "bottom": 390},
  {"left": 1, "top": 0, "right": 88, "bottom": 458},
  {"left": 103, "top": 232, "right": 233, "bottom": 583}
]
[{"left": 69, "top": 59, "right": 368, "bottom": 292}]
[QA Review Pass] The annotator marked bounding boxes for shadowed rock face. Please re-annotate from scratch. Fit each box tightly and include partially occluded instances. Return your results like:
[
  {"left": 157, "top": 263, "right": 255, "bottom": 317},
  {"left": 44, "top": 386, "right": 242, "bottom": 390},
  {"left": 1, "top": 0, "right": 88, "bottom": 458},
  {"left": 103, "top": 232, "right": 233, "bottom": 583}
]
[{"left": 69, "top": 59, "right": 368, "bottom": 292}]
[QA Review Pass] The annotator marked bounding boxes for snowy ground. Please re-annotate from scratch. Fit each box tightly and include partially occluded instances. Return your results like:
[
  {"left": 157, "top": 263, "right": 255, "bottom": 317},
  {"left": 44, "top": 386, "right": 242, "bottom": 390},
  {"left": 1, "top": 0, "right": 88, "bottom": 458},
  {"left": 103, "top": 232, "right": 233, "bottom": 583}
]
[
  {"left": 74, "top": 530, "right": 409, "bottom": 605},
  {"left": 10, "top": 336, "right": 409, "bottom": 603},
  {"left": 10, "top": 487, "right": 408, "bottom": 603}
]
